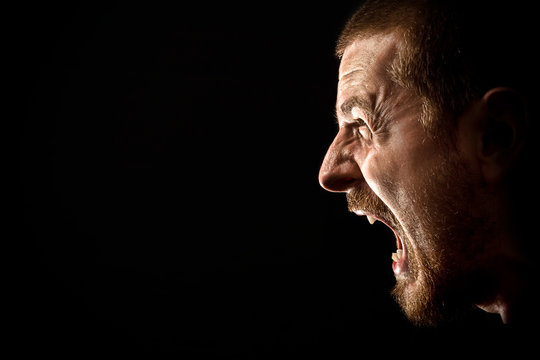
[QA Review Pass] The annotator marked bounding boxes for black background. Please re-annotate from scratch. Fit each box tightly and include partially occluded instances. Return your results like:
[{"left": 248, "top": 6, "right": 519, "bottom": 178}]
[{"left": 19, "top": 1, "right": 506, "bottom": 356}]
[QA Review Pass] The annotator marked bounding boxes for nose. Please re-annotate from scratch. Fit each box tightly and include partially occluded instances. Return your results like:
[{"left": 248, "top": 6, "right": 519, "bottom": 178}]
[{"left": 318, "top": 130, "right": 364, "bottom": 193}]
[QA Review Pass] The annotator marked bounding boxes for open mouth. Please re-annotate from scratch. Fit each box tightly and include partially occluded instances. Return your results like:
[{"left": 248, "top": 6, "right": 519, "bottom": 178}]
[{"left": 356, "top": 211, "right": 407, "bottom": 276}]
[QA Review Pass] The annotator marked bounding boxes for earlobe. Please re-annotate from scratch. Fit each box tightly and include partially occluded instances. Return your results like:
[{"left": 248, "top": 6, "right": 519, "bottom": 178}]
[{"left": 479, "top": 87, "right": 527, "bottom": 183}]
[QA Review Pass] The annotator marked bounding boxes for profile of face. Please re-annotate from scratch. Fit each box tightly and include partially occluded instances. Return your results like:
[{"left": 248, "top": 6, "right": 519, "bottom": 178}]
[{"left": 319, "top": 31, "right": 525, "bottom": 325}]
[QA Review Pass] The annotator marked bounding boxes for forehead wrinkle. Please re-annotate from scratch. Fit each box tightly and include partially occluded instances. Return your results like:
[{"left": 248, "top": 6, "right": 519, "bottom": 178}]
[
  {"left": 337, "top": 69, "right": 370, "bottom": 113},
  {"left": 339, "top": 65, "right": 367, "bottom": 82},
  {"left": 339, "top": 43, "right": 376, "bottom": 80}
]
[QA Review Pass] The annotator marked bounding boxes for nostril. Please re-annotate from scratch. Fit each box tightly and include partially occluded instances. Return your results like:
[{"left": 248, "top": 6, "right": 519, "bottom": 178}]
[
  {"left": 319, "top": 169, "right": 359, "bottom": 193},
  {"left": 330, "top": 178, "right": 356, "bottom": 193}
]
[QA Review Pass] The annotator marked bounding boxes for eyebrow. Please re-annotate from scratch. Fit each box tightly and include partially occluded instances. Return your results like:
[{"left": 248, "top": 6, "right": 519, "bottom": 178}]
[{"left": 336, "top": 95, "right": 375, "bottom": 122}]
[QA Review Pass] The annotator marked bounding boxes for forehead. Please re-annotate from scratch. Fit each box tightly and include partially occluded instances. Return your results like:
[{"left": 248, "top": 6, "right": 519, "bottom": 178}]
[{"left": 338, "top": 32, "right": 400, "bottom": 99}]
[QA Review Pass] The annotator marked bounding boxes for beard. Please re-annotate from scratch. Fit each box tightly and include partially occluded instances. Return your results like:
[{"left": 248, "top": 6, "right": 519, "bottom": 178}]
[{"left": 347, "top": 153, "right": 489, "bottom": 326}]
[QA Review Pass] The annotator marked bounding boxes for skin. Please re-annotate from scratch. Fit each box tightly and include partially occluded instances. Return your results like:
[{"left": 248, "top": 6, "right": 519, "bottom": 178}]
[{"left": 319, "top": 30, "right": 532, "bottom": 325}]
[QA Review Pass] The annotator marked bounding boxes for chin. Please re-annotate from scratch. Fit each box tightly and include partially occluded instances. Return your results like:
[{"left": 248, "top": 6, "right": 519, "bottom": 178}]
[
  {"left": 392, "top": 264, "right": 486, "bottom": 327},
  {"left": 391, "top": 271, "right": 450, "bottom": 327}
]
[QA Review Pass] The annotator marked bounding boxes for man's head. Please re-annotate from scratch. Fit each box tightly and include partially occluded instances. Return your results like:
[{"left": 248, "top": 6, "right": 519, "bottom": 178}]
[{"left": 319, "top": 0, "right": 537, "bottom": 326}]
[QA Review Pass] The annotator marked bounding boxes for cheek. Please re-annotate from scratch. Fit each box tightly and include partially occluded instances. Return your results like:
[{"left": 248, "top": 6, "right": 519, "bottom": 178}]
[
  {"left": 361, "top": 138, "right": 445, "bottom": 221},
  {"left": 361, "top": 149, "right": 405, "bottom": 205}
]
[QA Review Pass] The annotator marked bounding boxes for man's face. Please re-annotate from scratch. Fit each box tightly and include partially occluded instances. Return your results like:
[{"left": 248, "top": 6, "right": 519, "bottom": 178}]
[{"left": 319, "top": 32, "right": 488, "bottom": 325}]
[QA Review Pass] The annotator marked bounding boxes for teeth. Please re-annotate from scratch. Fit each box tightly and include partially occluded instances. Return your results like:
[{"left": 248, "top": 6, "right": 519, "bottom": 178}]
[
  {"left": 366, "top": 216, "right": 377, "bottom": 225},
  {"left": 391, "top": 249, "right": 403, "bottom": 262}
]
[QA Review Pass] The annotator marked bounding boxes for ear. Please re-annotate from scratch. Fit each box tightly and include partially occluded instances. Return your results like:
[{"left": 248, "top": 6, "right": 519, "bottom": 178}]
[{"left": 477, "top": 87, "right": 527, "bottom": 184}]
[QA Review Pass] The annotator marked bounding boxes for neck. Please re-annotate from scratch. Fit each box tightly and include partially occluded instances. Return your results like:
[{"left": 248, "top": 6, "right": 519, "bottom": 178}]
[
  {"left": 473, "top": 186, "right": 539, "bottom": 325},
  {"left": 474, "top": 251, "right": 537, "bottom": 325},
  {"left": 475, "top": 272, "right": 516, "bottom": 324}
]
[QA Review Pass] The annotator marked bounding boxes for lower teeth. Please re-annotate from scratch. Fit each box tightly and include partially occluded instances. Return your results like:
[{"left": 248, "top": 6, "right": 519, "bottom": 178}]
[{"left": 391, "top": 249, "right": 403, "bottom": 262}]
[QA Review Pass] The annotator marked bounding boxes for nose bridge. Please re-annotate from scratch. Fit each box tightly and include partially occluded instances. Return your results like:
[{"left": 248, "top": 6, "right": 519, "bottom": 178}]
[{"left": 318, "top": 129, "right": 363, "bottom": 192}]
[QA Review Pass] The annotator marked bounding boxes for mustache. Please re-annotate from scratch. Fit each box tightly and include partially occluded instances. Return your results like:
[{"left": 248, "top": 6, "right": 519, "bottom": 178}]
[{"left": 346, "top": 186, "right": 397, "bottom": 227}]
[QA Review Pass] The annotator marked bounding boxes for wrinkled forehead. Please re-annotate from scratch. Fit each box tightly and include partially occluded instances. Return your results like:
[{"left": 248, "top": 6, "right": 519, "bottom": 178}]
[
  {"left": 336, "top": 31, "right": 419, "bottom": 123},
  {"left": 338, "top": 31, "right": 401, "bottom": 88}
]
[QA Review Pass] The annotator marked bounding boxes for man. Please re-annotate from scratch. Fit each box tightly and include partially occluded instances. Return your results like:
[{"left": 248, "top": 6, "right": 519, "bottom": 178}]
[{"left": 319, "top": 0, "right": 538, "bottom": 328}]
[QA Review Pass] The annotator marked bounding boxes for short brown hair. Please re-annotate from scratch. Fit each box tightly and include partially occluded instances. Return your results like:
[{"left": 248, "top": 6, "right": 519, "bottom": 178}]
[{"left": 337, "top": 0, "right": 535, "bottom": 138}]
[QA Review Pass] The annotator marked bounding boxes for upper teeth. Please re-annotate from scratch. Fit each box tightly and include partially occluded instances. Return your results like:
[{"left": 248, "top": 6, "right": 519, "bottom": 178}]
[{"left": 367, "top": 216, "right": 377, "bottom": 225}]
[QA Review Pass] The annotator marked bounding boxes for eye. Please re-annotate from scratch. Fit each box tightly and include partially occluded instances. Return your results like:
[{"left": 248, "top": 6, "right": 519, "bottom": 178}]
[
  {"left": 354, "top": 118, "right": 372, "bottom": 139},
  {"left": 350, "top": 107, "right": 372, "bottom": 139}
]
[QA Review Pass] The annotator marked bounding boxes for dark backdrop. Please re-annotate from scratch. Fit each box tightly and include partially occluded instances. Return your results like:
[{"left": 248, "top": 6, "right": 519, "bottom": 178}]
[{"left": 19, "top": 1, "right": 504, "bottom": 356}]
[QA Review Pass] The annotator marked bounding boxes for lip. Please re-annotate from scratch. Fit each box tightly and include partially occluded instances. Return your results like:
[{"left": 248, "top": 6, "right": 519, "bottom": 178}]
[{"left": 354, "top": 210, "right": 407, "bottom": 276}]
